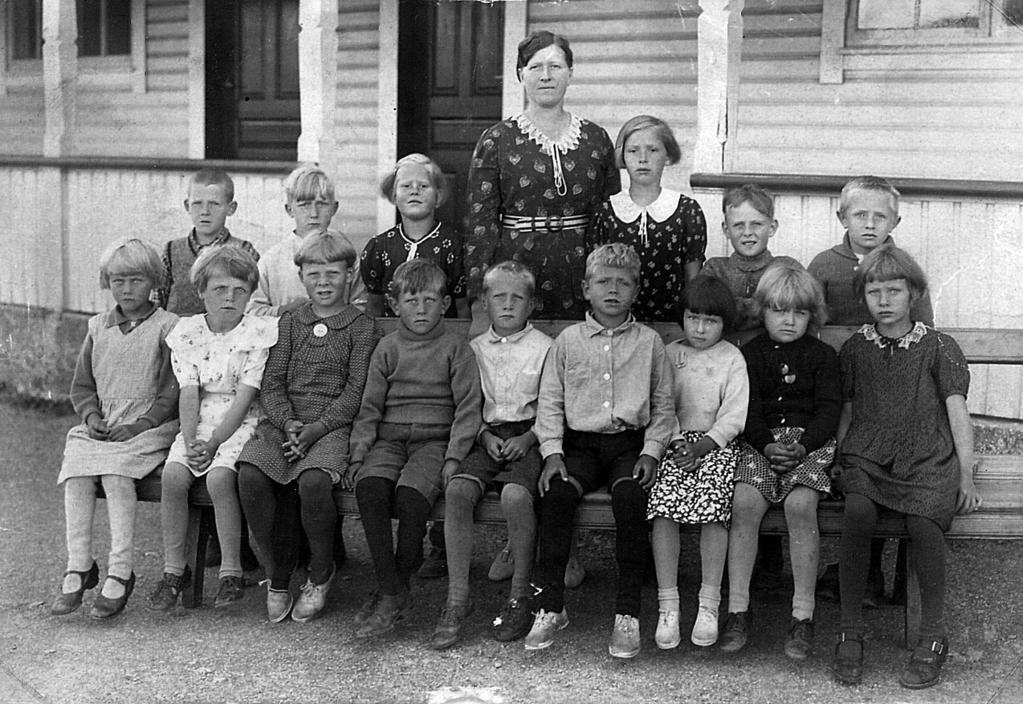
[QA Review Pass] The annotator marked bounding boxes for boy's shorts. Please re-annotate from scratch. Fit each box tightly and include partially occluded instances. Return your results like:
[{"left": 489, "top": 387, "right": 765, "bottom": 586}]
[
  {"left": 452, "top": 419, "right": 542, "bottom": 499},
  {"left": 563, "top": 428, "right": 645, "bottom": 495},
  {"left": 355, "top": 422, "right": 450, "bottom": 504}
]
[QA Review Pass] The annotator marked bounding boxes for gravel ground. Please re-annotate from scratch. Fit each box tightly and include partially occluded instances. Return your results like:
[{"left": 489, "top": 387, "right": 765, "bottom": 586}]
[{"left": 1, "top": 401, "right": 1022, "bottom": 704}]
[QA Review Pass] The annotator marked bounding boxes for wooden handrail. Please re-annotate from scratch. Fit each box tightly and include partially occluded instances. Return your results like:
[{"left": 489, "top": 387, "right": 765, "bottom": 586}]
[
  {"left": 690, "top": 172, "right": 1023, "bottom": 200},
  {"left": 0, "top": 155, "right": 298, "bottom": 174}
]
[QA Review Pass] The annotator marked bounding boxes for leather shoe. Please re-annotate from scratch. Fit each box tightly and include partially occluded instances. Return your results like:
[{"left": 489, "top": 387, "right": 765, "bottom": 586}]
[
  {"left": 90, "top": 572, "right": 136, "bottom": 619},
  {"left": 899, "top": 637, "right": 948, "bottom": 689},
  {"left": 51, "top": 562, "right": 99, "bottom": 616},
  {"left": 832, "top": 631, "right": 865, "bottom": 685}
]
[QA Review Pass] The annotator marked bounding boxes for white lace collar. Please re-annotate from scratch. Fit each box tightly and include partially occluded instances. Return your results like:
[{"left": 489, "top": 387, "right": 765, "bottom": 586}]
[
  {"left": 609, "top": 189, "right": 681, "bottom": 224},
  {"left": 513, "top": 112, "right": 582, "bottom": 155},
  {"left": 861, "top": 321, "right": 928, "bottom": 350}
]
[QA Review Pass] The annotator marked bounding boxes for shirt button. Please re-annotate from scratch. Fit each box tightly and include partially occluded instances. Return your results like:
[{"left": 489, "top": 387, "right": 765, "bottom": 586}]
[
  {"left": 603, "top": 345, "right": 610, "bottom": 351},
  {"left": 603, "top": 373, "right": 610, "bottom": 380},
  {"left": 603, "top": 401, "right": 610, "bottom": 408},
  {"left": 777, "top": 396, "right": 783, "bottom": 401}
]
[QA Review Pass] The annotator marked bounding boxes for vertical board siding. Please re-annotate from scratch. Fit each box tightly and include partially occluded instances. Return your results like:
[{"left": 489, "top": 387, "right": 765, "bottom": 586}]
[
  {"left": 0, "top": 168, "right": 45, "bottom": 307},
  {"left": 735, "top": 0, "right": 1023, "bottom": 180},
  {"left": 527, "top": 0, "right": 701, "bottom": 194},
  {"left": 0, "top": 165, "right": 292, "bottom": 313},
  {"left": 697, "top": 185, "right": 1023, "bottom": 418},
  {"left": 334, "top": 1, "right": 381, "bottom": 252}
]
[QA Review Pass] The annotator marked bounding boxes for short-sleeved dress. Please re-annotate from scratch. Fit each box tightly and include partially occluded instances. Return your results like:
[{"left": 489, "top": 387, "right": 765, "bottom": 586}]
[
  {"left": 466, "top": 112, "right": 620, "bottom": 318},
  {"left": 836, "top": 323, "right": 970, "bottom": 531},
  {"left": 735, "top": 333, "right": 841, "bottom": 503},
  {"left": 359, "top": 222, "right": 466, "bottom": 317},
  {"left": 647, "top": 338, "right": 749, "bottom": 525},
  {"left": 589, "top": 189, "right": 707, "bottom": 323},
  {"left": 58, "top": 308, "right": 180, "bottom": 483},
  {"left": 237, "top": 304, "right": 382, "bottom": 485},
  {"left": 165, "top": 314, "right": 278, "bottom": 475}
]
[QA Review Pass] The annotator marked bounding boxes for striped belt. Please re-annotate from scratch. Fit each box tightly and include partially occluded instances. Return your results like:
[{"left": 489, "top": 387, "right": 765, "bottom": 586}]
[{"left": 500, "top": 213, "right": 590, "bottom": 233}]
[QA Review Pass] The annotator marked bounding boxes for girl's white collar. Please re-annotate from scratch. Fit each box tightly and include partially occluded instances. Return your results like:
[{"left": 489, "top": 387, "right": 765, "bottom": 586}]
[{"left": 609, "top": 189, "right": 681, "bottom": 223}]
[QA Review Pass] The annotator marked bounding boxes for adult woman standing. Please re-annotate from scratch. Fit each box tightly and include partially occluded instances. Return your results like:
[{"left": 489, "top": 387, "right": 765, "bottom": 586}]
[{"left": 466, "top": 31, "right": 620, "bottom": 320}]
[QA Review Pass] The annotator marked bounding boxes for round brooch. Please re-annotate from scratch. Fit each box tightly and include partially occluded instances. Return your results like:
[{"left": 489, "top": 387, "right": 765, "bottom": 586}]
[{"left": 313, "top": 323, "right": 328, "bottom": 338}]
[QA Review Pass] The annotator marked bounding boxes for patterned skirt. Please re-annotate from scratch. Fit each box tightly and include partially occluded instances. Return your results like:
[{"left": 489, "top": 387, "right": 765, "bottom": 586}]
[
  {"left": 734, "top": 426, "right": 834, "bottom": 503},
  {"left": 237, "top": 419, "right": 347, "bottom": 485},
  {"left": 647, "top": 430, "right": 737, "bottom": 525}
]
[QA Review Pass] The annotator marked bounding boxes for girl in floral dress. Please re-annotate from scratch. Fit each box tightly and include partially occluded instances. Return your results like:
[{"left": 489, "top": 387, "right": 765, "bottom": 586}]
[
  {"left": 589, "top": 115, "right": 707, "bottom": 322},
  {"left": 466, "top": 31, "right": 619, "bottom": 320},
  {"left": 832, "top": 244, "right": 981, "bottom": 690},
  {"left": 361, "top": 153, "right": 469, "bottom": 319},
  {"left": 147, "top": 246, "right": 278, "bottom": 611},
  {"left": 647, "top": 275, "right": 748, "bottom": 650}
]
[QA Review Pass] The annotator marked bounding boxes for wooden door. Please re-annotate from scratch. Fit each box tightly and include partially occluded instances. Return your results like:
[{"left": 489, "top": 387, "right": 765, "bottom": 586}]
[
  {"left": 398, "top": 0, "right": 504, "bottom": 230},
  {"left": 205, "top": 0, "right": 300, "bottom": 161}
]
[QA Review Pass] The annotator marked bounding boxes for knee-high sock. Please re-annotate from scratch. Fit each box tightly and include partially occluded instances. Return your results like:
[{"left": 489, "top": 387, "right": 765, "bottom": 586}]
[
  {"left": 206, "top": 466, "right": 243, "bottom": 579},
  {"left": 444, "top": 477, "right": 482, "bottom": 606}
]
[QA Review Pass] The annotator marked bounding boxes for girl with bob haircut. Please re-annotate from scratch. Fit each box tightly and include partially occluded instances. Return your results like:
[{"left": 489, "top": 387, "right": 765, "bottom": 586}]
[
  {"left": 647, "top": 275, "right": 748, "bottom": 651},
  {"left": 148, "top": 245, "right": 278, "bottom": 612},
  {"left": 361, "top": 153, "right": 468, "bottom": 318},
  {"left": 832, "top": 244, "right": 979, "bottom": 689},
  {"left": 590, "top": 114, "right": 707, "bottom": 322},
  {"left": 722, "top": 261, "right": 841, "bottom": 661},
  {"left": 52, "top": 238, "right": 180, "bottom": 619}
]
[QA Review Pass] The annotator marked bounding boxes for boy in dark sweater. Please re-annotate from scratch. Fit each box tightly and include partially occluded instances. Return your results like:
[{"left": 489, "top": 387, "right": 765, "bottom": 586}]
[
  {"left": 158, "top": 168, "right": 260, "bottom": 313},
  {"left": 350, "top": 259, "right": 482, "bottom": 638}
]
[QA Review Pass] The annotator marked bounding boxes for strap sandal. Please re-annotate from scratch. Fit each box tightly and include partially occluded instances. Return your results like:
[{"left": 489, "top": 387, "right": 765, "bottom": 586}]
[
  {"left": 50, "top": 562, "right": 99, "bottom": 616},
  {"left": 899, "top": 637, "right": 948, "bottom": 690},
  {"left": 90, "top": 572, "right": 136, "bottom": 620}
]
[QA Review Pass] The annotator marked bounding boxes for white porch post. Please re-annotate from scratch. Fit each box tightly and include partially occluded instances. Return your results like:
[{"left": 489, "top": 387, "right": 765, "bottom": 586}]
[
  {"left": 298, "top": 0, "right": 339, "bottom": 171},
  {"left": 39, "top": 0, "right": 76, "bottom": 311},
  {"left": 693, "top": 0, "right": 743, "bottom": 174},
  {"left": 42, "top": 0, "right": 77, "bottom": 157},
  {"left": 187, "top": 0, "right": 205, "bottom": 159},
  {"left": 376, "top": 0, "right": 399, "bottom": 232}
]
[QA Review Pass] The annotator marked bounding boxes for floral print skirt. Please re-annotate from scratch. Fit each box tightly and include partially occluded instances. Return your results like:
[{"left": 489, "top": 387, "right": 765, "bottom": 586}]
[
  {"left": 647, "top": 431, "right": 737, "bottom": 525},
  {"left": 734, "top": 426, "right": 834, "bottom": 503}
]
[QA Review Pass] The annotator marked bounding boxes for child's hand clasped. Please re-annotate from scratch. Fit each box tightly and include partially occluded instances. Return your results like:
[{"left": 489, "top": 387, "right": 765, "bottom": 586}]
[
  {"left": 85, "top": 414, "right": 110, "bottom": 441},
  {"left": 186, "top": 440, "right": 214, "bottom": 471},
  {"left": 669, "top": 440, "right": 698, "bottom": 473},
  {"left": 765, "top": 441, "right": 806, "bottom": 474}
]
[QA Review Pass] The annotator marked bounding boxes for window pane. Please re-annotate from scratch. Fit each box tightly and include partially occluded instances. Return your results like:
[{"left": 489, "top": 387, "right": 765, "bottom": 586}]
[
  {"left": 919, "top": 0, "right": 980, "bottom": 28},
  {"left": 105, "top": 0, "right": 132, "bottom": 55},
  {"left": 857, "top": 0, "right": 915, "bottom": 29},
  {"left": 78, "top": 0, "right": 103, "bottom": 56},
  {"left": 1003, "top": 0, "right": 1023, "bottom": 27},
  {"left": 11, "top": 0, "right": 41, "bottom": 59}
]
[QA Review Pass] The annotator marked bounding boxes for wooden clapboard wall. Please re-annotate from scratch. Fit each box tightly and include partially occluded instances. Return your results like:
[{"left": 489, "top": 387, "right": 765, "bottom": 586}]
[{"left": 735, "top": 0, "right": 1023, "bottom": 181}]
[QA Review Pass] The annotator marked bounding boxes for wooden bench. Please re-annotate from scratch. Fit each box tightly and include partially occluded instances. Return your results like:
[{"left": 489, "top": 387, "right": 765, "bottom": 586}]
[{"left": 117, "top": 321, "right": 1023, "bottom": 644}]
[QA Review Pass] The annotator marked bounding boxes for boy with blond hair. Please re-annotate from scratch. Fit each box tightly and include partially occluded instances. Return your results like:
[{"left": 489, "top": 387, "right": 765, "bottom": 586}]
[{"left": 525, "top": 243, "right": 675, "bottom": 659}]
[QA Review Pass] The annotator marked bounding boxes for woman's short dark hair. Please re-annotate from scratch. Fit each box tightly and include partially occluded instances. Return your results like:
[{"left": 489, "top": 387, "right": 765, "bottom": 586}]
[
  {"left": 517, "top": 31, "right": 573, "bottom": 71},
  {"left": 679, "top": 275, "right": 737, "bottom": 332}
]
